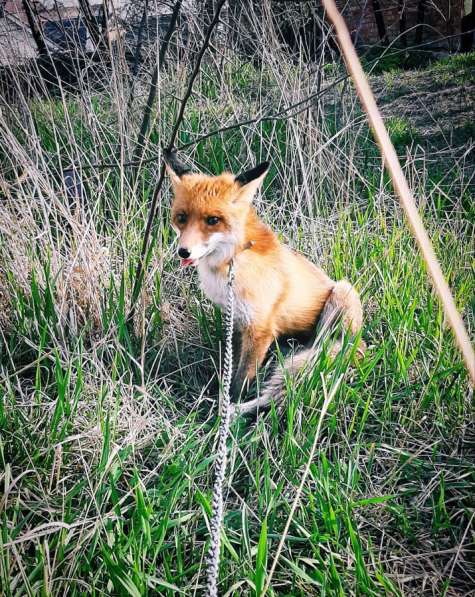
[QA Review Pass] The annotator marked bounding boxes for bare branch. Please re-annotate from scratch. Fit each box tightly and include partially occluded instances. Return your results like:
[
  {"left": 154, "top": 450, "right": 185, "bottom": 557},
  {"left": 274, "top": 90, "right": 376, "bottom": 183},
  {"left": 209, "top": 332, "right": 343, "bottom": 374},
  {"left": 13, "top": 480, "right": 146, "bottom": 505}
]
[
  {"left": 22, "top": 0, "right": 48, "bottom": 55},
  {"left": 128, "top": 0, "right": 228, "bottom": 322},
  {"left": 130, "top": 0, "right": 183, "bottom": 181}
]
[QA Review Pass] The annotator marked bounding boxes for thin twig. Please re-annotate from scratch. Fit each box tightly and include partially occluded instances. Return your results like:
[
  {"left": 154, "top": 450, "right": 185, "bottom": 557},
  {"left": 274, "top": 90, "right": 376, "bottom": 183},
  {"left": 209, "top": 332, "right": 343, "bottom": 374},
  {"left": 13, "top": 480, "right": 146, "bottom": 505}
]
[
  {"left": 130, "top": 0, "right": 183, "bottom": 180},
  {"left": 176, "top": 74, "right": 350, "bottom": 150},
  {"left": 78, "top": 73, "right": 350, "bottom": 172},
  {"left": 78, "top": 0, "right": 105, "bottom": 51},
  {"left": 127, "top": 0, "right": 228, "bottom": 322},
  {"left": 72, "top": 29, "right": 473, "bottom": 173},
  {"left": 130, "top": 0, "right": 149, "bottom": 80},
  {"left": 22, "top": 0, "right": 48, "bottom": 55}
]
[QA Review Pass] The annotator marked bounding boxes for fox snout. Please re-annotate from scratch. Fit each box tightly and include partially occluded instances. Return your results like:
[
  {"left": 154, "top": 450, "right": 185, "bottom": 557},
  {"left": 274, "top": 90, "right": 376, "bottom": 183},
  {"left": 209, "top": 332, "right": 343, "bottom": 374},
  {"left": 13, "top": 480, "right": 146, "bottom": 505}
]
[
  {"left": 175, "top": 230, "right": 212, "bottom": 267},
  {"left": 174, "top": 225, "right": 209, "bottom": 265},
  {"left": 176, "top": 231, "right": 235, "bottom": 268},
  {"left": 177, "top": 245, "right": 197, "bottom": 267},
  {"left": 178, "top": 247, "right": 191, "bottom": 259}
]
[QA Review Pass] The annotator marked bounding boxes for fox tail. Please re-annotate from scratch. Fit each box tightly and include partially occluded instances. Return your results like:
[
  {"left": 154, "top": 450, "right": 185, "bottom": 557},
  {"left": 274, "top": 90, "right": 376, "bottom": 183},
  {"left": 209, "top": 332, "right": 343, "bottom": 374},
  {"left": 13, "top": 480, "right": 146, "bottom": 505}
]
[{"left": 234, "top": 280, "right": 365, "bottom": 416}]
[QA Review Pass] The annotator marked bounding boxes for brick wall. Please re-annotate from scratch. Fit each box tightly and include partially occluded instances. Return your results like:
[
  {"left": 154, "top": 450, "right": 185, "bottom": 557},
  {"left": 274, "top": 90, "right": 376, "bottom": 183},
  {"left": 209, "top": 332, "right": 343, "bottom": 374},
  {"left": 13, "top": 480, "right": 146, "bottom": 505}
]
[{"left": 337, "top": 1, "right": 462, "bottom": 50}]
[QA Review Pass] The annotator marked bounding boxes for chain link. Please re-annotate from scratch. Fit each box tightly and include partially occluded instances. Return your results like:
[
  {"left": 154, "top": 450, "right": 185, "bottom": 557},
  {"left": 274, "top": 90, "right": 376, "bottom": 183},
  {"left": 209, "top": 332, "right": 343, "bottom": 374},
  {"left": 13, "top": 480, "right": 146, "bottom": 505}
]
[{"left": 205, "top": 260, "right": 235, "bottom": 597}]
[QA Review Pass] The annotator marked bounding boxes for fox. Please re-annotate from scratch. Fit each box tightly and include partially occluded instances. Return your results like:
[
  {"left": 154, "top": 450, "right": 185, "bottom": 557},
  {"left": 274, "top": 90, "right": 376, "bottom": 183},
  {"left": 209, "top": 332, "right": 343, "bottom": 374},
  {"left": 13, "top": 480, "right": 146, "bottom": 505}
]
[{"left": 164, "top": 150, "right": 365, "bottom": 413}]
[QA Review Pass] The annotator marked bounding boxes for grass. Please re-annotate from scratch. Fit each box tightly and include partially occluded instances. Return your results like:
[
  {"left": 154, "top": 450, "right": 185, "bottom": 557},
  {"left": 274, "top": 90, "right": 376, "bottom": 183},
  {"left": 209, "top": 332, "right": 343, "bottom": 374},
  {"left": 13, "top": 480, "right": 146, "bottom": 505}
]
[
  {"left": 0, "top": 17, "right": 474, "bottom": 596},
  {"left": 385, "top": 116, "right": 420, "bottom": 147}
]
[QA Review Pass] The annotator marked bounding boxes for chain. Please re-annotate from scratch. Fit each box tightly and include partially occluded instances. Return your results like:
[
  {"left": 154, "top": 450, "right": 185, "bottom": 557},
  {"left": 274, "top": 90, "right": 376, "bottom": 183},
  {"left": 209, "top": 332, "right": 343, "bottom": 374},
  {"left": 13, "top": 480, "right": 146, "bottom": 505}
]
[{"left": 205, "top": 259, "right": 235, "bottom": 597}]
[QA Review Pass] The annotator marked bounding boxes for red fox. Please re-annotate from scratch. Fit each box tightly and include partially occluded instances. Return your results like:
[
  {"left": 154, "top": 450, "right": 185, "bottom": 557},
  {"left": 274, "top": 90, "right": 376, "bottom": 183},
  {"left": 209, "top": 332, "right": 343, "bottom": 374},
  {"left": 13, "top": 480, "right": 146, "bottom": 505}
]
[{"left": 164, "top": 150, "right": 365, "bottom": 412}]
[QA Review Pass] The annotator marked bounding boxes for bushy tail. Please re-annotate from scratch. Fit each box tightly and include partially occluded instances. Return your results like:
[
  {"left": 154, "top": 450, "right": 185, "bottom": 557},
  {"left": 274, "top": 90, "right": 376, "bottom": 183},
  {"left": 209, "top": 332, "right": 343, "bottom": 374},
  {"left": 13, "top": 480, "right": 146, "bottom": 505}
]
[{"left": 234, "top": 281, "right": 364, "bottom": 416}]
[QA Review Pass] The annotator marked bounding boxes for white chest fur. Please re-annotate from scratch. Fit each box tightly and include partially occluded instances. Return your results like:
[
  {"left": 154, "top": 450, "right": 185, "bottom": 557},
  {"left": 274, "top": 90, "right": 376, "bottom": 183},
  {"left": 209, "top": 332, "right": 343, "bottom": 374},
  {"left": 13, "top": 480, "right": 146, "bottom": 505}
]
[{"left": 197, "top": 261, "right": 253, "bottom": 326}]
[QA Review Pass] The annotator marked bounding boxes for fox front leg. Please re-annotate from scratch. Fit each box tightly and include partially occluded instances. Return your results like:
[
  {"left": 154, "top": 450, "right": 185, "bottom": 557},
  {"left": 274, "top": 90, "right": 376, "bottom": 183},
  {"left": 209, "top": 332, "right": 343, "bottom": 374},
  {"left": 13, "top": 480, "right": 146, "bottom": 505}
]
[{"left": 231, "top": 326, "right": 273, "bottom": 400}]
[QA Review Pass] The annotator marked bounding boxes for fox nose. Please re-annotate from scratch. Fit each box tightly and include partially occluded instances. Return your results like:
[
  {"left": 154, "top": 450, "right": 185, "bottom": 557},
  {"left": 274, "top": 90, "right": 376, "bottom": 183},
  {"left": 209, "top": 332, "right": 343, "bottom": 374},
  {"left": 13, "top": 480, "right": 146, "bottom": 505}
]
[{"left": 178, "top": 247, "right": 190, "bottom": 259}]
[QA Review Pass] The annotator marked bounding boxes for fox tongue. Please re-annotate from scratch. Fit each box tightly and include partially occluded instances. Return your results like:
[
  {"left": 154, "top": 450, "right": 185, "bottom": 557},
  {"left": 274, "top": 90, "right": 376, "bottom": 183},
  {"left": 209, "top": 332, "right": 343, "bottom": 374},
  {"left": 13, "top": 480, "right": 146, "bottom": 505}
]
[{"left": 181, "top": 258, "right": 194, "bottom": 267}]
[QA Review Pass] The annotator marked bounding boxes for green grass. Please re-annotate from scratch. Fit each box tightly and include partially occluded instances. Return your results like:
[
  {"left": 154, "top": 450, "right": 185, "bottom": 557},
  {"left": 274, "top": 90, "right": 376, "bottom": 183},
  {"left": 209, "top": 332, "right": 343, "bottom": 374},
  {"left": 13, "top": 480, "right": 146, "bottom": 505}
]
[
  {"left": 362, "top": 46, "right": 475, "bottom": 77},
  {"left": 0, "top": 41, "right": 474, "bottom": 597},
  {"left": 385, "top": 116, "right": 420, "bottom": 147},
  {"left": 431, "top": 52, "right": 475, "bottom": 85}
]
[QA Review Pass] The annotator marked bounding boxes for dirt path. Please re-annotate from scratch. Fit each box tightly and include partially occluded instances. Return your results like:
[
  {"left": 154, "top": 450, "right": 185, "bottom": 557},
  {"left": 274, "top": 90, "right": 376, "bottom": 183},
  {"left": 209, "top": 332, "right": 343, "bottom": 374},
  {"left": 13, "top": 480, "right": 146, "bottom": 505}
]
[{"left": 373, "top": 55, "right": 475, "bottom": 148}]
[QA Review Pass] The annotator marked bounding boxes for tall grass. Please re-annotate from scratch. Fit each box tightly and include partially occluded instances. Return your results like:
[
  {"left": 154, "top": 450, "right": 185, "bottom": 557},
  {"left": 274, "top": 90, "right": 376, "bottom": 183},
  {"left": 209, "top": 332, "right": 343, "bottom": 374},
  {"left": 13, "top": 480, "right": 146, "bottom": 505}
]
[{"left": 0, "top": 5, "right": 473, "bottom": 595}]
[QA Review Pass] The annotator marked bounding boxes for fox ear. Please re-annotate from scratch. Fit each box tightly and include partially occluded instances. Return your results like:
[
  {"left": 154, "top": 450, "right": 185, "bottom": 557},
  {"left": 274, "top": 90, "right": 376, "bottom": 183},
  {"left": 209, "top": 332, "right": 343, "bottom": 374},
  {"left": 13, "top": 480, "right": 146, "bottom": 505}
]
[
  {"left": 163, "top": 149, "right": 191, "bottom": 186},
  {"left": 234, "top": 161, "right": 270, "bottom": 203}
]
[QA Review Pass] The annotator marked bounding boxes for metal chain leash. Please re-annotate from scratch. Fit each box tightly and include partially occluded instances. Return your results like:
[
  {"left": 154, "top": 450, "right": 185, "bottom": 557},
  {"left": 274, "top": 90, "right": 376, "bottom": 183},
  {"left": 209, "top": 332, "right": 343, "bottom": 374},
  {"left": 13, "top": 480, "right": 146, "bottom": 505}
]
[{"left": 205, "top": 260, "right": 235, "bottom": 597}]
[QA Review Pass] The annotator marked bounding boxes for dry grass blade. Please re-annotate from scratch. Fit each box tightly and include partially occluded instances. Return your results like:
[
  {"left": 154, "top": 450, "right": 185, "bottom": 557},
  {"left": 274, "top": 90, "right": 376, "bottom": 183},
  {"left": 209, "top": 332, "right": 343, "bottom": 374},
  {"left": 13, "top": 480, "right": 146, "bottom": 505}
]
[
  {"left": 263, "top": 373, "right": 343, "bottom": 595},
  {"left": 0, "top": 2, "right": 473, "bottom": 595}
]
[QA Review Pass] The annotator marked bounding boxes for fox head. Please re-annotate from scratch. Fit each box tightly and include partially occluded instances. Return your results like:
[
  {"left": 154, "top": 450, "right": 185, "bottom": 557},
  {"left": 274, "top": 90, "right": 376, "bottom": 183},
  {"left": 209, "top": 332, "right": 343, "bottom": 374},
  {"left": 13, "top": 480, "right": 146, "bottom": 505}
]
[{"left": 164, "top": 150, "right": 269, "bottom": 268}]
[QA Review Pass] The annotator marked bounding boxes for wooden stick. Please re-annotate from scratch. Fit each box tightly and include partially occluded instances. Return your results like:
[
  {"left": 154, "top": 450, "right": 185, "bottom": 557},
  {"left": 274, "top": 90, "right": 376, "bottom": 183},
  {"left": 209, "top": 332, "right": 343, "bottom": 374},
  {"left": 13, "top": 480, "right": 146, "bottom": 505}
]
[{"left": 321, "top": 0, "right": 474, "bottom": 385}]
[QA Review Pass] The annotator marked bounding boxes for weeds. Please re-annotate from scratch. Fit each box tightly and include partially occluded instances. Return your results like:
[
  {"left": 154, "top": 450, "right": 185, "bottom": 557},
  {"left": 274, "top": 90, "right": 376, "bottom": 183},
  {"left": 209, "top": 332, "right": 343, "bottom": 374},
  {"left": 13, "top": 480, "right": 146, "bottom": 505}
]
[{"left": 0, "top": 8, "right": 473, "bottom": 595}]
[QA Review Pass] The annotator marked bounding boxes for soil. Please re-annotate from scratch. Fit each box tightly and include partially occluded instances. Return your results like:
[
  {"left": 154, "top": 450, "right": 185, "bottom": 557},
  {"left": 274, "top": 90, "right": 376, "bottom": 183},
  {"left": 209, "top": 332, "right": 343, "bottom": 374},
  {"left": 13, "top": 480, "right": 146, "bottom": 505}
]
[{"left": 374, "top": 60, "right": 475, "bottom": 149}]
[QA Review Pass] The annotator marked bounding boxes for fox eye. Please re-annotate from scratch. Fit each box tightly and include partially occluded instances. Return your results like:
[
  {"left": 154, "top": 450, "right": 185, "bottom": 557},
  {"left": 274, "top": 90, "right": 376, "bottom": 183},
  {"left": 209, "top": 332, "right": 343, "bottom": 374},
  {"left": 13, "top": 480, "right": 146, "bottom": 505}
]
[
  {"left": 206, "top": 216, "right": 219, "bottom": 226},
  {"left": 176, "top": 212, "right": 187, "bottom": 224}
]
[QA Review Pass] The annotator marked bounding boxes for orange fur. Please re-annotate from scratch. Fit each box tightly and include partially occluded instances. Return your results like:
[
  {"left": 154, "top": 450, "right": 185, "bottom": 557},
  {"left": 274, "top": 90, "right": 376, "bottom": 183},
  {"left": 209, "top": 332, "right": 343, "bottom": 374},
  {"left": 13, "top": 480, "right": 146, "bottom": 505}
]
[{"left": 166, "top": 158, "right": 364, "bottom": 404}]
